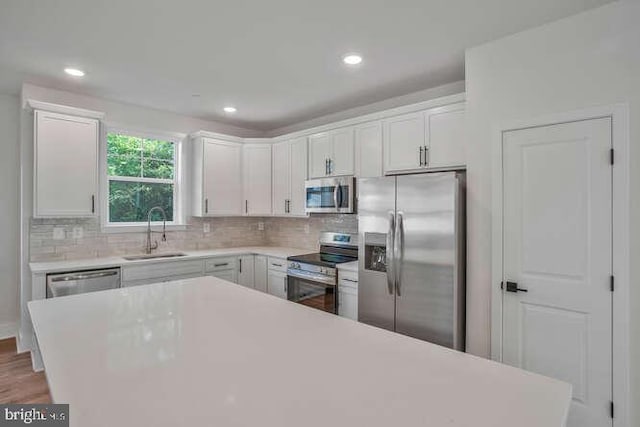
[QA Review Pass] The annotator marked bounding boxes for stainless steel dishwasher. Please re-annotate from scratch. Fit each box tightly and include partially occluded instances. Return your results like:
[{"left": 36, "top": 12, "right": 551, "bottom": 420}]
[{"left": 46, "top": 268, "right": 121, "bottom": 298}]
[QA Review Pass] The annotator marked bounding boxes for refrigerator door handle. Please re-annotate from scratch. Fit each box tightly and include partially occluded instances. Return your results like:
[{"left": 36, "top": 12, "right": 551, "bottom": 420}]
[
  {"left": 386, "top": 212, "right": 395, "bottom": 295},
  {"left": 394, "top": 212, "right": 404, "bottom": 296}
]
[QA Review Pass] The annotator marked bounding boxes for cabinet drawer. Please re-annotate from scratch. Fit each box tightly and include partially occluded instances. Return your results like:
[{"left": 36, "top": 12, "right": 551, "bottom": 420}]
[
  {"left": 205, "top": 257, "right": 237, "bottom": 272},
  {"left": 267, "top": 257, "right": 287, "bottom": 272},
  {"left": 338, "top": 277, "right": 358, "bottom": 290},
  {"left": 338, "top": 269, "right": 358, "bottom": 285},
  {"left": 122, "top": 260, "right": 204, "bottom": 282}
]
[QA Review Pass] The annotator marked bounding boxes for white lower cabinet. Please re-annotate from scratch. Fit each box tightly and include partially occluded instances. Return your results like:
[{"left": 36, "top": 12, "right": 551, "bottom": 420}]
[
  {"left": 237, "top": 255, "right": 255, "bottom": 288},
  {"left": 266, "top": 257, "right": 288, "bottom": 299},
  {"left": 267, "top": 270, "right": 288, "bottom": 299},
  {"left": 254, "top": 255, "right": 268, "bottom": 293},
  {"left": 210, "top": 269, "right": 236, "bottom": 282},
  {"left": 205, "top": 256, "right": 237, "bottom": 283},
  {"left": 338, "top": 270, "right": 358, "bottom": 320}
]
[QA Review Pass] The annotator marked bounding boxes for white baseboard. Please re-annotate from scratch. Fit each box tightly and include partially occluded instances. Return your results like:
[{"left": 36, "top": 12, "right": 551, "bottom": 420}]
[{"left": 0, "top": 321, "right": 17, "bottom": 340}]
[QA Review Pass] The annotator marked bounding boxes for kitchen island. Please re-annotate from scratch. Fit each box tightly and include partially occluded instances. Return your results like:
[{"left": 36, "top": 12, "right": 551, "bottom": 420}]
[{"left": 29, "top": 276, "right": 571, "bottom": 427}]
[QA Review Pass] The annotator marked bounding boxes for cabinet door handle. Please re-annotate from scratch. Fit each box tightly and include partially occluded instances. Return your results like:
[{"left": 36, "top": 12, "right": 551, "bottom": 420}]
[
  {"left": 214, "top": 263, "right": 229, "bottom": 267},
  {"left": 205, "top": 198, "right": 209, "bottom": 214},
  {"left": 91, "top": 195, "right": 95, "bottom": 213},
  {"left": 325, "top": 158, "right": 329, "bottom": 175},
  {"left": 419, "top": 147, "right": 424, "bottom": 166},
  {"left": 423, "top": 146, "right": 429, "bottom": 166},
  {"left": 272, "top": 263, "right": 283, "bottom": 267},
  {"left": 239, "top": 258, "right": 242, "bottom": 273},
  {"left": 329, "top": 158, "right": 333, "bottom": 174},
  {"left": 284, "top": 277, "right": 288, "bottom": 293},
  {"left": 245, "top": 200, "right": 248, "bottom": 214}
]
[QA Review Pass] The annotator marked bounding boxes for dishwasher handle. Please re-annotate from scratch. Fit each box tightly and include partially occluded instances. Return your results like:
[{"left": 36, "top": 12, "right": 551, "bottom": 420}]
[{"left": 50, "top": 270, "right": 119, "bottom": 282}]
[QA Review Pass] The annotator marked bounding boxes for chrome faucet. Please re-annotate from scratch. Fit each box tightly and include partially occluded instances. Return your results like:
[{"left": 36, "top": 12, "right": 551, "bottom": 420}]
[{"left": 146, "top": 206, "right": 167, "bottom": 254}]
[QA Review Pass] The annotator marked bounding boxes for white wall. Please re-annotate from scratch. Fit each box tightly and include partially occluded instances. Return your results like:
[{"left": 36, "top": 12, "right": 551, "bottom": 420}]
[
  {"left": 0, "top": 94, "right": 20, "bottom": 338},
  {"left": 464, "top": 1, "right": 639, "bottom": 424}
]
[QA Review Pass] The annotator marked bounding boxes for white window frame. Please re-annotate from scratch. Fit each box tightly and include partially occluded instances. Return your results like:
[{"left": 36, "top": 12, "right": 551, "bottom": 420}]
[{"left": 100, "top": 125, "right": 187, "bottom": 232}]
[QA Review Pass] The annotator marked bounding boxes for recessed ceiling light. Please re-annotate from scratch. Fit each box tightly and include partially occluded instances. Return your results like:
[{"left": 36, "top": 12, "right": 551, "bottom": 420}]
[
  {"left": 223, "top": 106, "right": 237, "bottom": 113},
  {"left": 64, "top": 68, "right": 85, "bottom": 77},
  {"left": 342, "top": 54, "right": 363, "bottom": 66}
]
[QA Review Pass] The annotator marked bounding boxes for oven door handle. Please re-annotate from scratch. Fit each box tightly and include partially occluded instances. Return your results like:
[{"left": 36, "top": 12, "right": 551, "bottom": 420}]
[{"left": 287, "top": 270, "right": 336, "bottom": 286}]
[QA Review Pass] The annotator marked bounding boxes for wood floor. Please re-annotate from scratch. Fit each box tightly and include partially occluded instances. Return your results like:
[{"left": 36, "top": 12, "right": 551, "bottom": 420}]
[{"left": 0, "top": 338, "right": 51, "bottom": 403}]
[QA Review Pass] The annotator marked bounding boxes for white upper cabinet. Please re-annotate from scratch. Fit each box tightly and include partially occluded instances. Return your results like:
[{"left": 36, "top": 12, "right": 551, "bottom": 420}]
[
  {"left": 354, "top": 121, "right": 383, "bottom": 178},
  {"left": 192, "top": 137, "right": 242, "bottom": 216},
  {"left": 383, "top": 111, "right": 425, "bottom": 174},
  {"left": 272, "top": 141, "right": 290, "bottom": 216},
  {"left": 308, "top": 132, "right": 333, "bottom": 178},
  {"left": 383, "top": 102, "right": 466, "bottom": 174},
  {"left": 289, "top": 137, "right": 308, "bottom": 216},
  {"left": 272, "top": 137, "right": 308, "bottom": 216},
  {"left": 34, "top": 110, "right": 99, "bottom": 217},
  {"left": 425, "top": 103, "right": 466, "bottom": 169},
  {"left": 243, "top": 144, "right": 272, "bottom": 215},
  {"left": 308, "top": 127, "right": 354, "bottom": 178}
]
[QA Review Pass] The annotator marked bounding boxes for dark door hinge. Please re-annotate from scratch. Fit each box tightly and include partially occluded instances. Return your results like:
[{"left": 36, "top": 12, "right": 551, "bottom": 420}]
[
  {"left": 610, "top": 148, "right": 614, "bottom": 165},
  {"left": 610, "top": 401, "right": 614, "bottom": 418},
  {"left": 610, "top": 275, "right": 615, "bottom": 292}
]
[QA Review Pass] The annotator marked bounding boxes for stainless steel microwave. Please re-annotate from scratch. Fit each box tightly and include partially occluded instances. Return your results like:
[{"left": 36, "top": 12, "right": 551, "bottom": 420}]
[{"left": 305, "top": 177, "right": 355, "bottom": 214}]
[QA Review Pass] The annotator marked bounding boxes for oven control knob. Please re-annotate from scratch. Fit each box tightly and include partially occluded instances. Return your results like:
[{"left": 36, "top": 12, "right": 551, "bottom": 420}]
[{"left": 320, "top": 267, "right": 326, "bottom": 274}]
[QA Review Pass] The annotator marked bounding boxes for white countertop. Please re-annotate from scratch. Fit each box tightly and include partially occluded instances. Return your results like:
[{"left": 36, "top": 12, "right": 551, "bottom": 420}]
[
  {"left": 29, "top": 246, "right": 310, "bottom": 274},
  {"left": 337, "top": 260, "right": 358, "bottom": 272},
  {"left": 29, "top": 277, "right": 571, "bottom": 427}
]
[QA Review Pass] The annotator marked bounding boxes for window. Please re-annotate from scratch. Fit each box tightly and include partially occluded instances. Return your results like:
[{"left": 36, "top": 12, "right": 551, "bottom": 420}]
[{"left": 106, "top": 131, "right": 179, "bottom": 225}]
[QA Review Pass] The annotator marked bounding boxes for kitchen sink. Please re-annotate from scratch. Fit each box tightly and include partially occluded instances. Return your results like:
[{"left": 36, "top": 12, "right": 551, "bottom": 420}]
[{"left": 123, "top": 252, "right": 188, "bottom": 261}]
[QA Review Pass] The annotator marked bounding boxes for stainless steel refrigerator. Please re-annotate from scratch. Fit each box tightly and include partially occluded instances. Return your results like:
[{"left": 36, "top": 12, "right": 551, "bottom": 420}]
[{"left": 358, "top": 172, "right": 465, "bottom": 351}]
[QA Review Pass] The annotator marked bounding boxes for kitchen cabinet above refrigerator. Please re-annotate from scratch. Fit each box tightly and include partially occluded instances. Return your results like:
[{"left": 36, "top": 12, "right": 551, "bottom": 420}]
[{"left": 383, "top": 102, "right": 465, "bottom": 174}]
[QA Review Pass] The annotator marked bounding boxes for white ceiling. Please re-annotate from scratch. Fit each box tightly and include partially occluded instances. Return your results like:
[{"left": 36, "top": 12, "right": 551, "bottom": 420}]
[{"left": 0, "top": 0, "right": 613, "bottom": 132}]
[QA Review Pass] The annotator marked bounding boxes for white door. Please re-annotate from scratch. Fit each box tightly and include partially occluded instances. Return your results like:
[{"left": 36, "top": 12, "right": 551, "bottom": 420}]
[
  {"left": 34, "top": 111, "right": 99, "bottom": 217},
  {"left": 267, "top": 270, "right": 287, "bottom": 299},
  {"left": 289, "top": 137, "right": 308, "bottom": 216},
  {"left": 330, "top": 127, "right": 354, "bottom": 176},
  {"left": 383, "top": 112, "right": 425, "bottom": 174},
  {"left": 426, "top": 104, "right": 466, "bottom": 168},
  {"left": 354, "top": 121, "right": 383, "bottom": 178},
  {"left": 203, "top": 139, "right": 242, "bottom": 215},
  {"left": 243, "top": 144, "right": 272, "bottom": 215},
  {"left": 254, "top": 255, "right": 268, "bottom": 293},
  {"left": 502, "top": 118, "right": 612, "bottom": 427},
  {"left": 272, "top": 141, "right": 290, "bottom": 215},
  {"left": 237, "top": 255, "right": 255, "bottom": 288},
  {"left": 308, "top": 133, "right": 332, "bottom": 178}
]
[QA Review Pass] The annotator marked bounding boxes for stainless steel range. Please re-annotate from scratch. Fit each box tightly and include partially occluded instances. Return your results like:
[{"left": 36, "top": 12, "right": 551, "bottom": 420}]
[{"left": 287, "top": 232, "right": 358, "bottom": 314}]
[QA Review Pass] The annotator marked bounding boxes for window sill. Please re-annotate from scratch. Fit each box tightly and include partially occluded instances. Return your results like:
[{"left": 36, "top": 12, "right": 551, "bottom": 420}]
[{"left": 101, "top": 223, "right": 188, "bottom": 234}]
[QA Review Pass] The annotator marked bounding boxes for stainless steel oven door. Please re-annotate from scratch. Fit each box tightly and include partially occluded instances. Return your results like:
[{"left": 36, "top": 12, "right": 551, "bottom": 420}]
[
  {"left": 287, "top": 270, "right": 337, "bottom": 314},
  {"left": 305, "top": 177, "right": 355, "bottom": 214}
]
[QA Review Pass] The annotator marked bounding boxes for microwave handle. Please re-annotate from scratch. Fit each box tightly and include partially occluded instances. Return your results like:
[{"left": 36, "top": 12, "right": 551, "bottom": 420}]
[{"left": 333, "top": 185, "right": 339, "bottom": 209}]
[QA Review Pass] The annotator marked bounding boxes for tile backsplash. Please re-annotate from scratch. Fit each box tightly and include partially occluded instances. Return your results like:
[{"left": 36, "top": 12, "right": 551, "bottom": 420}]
[{"left": 29, "top": 214, "right": 358, "bottom": 262}]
